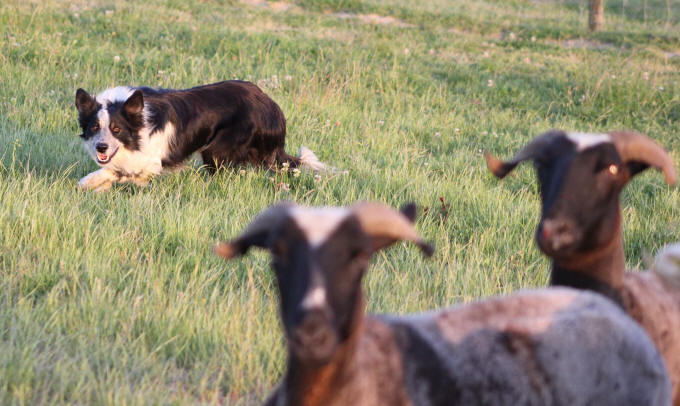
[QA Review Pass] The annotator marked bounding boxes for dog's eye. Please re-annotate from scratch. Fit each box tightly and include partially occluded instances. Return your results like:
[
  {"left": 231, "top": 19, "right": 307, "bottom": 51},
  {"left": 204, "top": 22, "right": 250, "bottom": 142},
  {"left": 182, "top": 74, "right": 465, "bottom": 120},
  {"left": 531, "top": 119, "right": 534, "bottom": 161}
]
[
  {"left": 111, "top": 127, "right": 120, "bottom": 134},
  {"left": 91, "top": 123, "right": 100, "bottom": 132}
]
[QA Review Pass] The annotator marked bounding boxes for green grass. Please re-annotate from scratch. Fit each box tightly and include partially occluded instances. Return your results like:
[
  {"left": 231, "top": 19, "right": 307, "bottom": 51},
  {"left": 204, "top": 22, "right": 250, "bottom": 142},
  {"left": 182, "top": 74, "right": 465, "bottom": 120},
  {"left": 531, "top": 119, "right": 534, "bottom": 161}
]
[{"left": 1, "top": 0, "right": 679, "bottom": 404}]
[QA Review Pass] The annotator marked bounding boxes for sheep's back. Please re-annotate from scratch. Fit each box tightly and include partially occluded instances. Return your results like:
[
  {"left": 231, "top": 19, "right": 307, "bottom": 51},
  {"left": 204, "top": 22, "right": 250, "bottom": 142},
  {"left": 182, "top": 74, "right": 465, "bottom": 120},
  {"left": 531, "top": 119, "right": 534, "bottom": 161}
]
[
  {"left": 623, "top": 271, "right": 680, "bottom": 405},
  {"left": 383, "top": 287, "right": 671, "bottom": 406}
]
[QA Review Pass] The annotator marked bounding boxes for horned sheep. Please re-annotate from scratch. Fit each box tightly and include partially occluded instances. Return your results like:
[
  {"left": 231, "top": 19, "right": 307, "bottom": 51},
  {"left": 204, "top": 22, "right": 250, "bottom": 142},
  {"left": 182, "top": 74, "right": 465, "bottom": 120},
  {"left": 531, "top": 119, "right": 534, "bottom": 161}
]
[
  {"left": 486, "top": 129, "right": 680, "bottom": 404},
  {"left": 215, "top": 202, "right": 671, "bottom": 406}
]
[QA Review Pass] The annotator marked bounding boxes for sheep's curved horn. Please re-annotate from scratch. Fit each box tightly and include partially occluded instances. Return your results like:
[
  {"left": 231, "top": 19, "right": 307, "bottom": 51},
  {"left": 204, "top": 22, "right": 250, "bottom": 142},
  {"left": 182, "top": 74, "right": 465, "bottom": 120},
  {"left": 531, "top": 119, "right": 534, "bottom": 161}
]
[
  {"left": 214, "top": 203, "right": 294, "bottom": 259},
  {"left": 609, "top": 131, "right": 677, "bottom": 185},
  {"left": 485, "top": 130, "right": 564, "bottom": 179},
  {"left": 351, "top": 202, "right": 434, "bottom": 256}
]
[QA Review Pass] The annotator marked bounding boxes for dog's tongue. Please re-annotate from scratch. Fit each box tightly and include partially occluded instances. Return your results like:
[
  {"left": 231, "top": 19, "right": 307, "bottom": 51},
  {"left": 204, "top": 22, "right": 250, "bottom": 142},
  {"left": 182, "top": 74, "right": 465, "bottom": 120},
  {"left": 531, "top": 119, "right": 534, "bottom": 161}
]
[{"left": 97, "top": 153, "right": 108, "bottom": 162}]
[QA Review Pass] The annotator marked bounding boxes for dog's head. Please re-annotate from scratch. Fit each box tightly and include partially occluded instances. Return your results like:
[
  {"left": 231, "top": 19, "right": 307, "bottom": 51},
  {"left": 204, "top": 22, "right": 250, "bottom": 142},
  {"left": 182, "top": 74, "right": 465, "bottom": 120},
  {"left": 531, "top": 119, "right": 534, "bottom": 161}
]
[{"left": 75, "top": 87, "right": 146, "bottom": 166}]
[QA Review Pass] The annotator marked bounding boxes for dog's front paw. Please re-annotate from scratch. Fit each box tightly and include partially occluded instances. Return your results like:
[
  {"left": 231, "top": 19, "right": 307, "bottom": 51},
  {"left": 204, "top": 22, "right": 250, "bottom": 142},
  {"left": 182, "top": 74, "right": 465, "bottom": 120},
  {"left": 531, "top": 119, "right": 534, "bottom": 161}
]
[
  {"left": 78, "top": 169, "right": 118, "bottom": 192},
  {"left": 132, "top": 177, "right": 151, "bottom": 187}
]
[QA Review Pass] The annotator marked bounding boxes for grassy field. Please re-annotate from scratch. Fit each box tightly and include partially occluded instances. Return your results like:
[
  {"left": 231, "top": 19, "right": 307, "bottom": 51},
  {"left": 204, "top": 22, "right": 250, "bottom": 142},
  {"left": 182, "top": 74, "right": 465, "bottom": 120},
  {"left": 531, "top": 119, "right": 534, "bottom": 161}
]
[{"left": 1, "top": 0, "right": 680, "bottom": 404}]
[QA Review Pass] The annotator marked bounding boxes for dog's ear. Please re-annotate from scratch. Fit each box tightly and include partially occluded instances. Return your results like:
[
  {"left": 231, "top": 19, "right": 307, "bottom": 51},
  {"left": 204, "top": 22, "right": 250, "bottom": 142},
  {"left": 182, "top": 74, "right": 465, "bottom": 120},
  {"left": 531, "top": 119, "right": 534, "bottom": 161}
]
[
  {"left": 75, "top": 88, "right": 98, "bottom": 116},
  {"left": 123, "top": 90, "right": 144, "bottom": 117}
]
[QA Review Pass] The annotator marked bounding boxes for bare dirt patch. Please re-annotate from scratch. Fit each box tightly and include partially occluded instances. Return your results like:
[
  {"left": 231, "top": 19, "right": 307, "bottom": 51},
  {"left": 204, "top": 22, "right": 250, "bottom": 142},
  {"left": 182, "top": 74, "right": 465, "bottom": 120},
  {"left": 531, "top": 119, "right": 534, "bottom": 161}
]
[
  {"left": 239, "top": 0, "right": 301, "bottom": 13},
  {"left": 242, "top": 20, "right": 294, "bottom": 34},
  {"left": 546, "top": 38, "right": 616, "bottom": 50},
  {"left": 332, "top": 12, "right": 414, "bottom": 28}
]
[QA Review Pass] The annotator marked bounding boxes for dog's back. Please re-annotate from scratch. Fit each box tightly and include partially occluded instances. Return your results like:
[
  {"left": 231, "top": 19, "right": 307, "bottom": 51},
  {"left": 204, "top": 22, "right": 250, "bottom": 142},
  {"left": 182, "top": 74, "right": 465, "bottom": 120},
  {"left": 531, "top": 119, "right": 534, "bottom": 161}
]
[{"left": 140, "top": 80, "right": 289, "bottom": 170}]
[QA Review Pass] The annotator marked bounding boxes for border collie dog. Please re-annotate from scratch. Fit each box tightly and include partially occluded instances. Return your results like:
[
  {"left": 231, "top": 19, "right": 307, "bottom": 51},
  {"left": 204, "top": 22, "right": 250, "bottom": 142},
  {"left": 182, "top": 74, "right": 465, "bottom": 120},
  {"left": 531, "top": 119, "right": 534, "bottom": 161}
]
[{"left": 75, "top": 80, "right": 325, "bottom": 191}]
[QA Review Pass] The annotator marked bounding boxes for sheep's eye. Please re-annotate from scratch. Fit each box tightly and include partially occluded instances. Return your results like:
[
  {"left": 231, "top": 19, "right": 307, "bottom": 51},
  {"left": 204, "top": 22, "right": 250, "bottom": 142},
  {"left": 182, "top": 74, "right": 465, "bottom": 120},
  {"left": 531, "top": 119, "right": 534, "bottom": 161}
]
[
  {"left": 596, "top": 162, "right": 619, "bottom": 176},
  {"left": 91, "top": 123, "right": 100, "bottom": 132},
  {"left": 111, "top": 127, "right": 121, "bottom": 134}
]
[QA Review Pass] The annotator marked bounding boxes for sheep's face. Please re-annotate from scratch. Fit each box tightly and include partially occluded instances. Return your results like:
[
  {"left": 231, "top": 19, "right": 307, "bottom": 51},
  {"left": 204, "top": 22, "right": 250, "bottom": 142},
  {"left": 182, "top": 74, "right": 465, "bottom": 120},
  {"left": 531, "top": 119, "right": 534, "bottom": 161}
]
[
  {"left": 269, "top": 211, "right": 372, "bottom": 364},
  {"left": 533, "top": 137, "right": 628, "bottom": 258},
  {"left": 215, "top": 203, "right": 432, "bottom": 364},
  {"left": 488, "top": 130, "right": 676, "bottom": 264}
]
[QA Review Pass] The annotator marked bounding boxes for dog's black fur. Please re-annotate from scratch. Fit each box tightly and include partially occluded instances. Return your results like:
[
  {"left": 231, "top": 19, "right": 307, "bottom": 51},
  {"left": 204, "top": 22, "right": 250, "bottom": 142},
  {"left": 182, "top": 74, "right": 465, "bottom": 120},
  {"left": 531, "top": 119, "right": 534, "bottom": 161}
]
[
  {"left": 79, "top": 81, "right": 302, "bottom": 169},
  {"left": 75, "top": 81, "right": 323, "bottom": 191}
]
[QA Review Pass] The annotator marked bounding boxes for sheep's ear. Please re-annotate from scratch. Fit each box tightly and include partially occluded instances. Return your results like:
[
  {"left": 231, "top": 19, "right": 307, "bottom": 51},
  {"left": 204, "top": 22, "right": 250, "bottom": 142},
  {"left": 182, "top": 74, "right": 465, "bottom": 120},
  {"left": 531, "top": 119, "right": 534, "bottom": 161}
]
[
  {"left": 213, "top": 203, "right": 294, "bottom": 260},
  {"left": 625, "top": 161, "right": 653, "bottom": 180},
  {"left": 485, "top": 130, "right": 563, "bottom": 179},
  {"left": 400, "top": 203, "right": 417, "bottom": 223},
  {"left": 352, "top": 202, "right": 434, "bottom": 257},
  {"left": 484, "top": 152, "right": 520, "bottom": 179},
  {"left": 214, "top": 233, "right": 269, "bottom": 260},
  {"left": 75, "top": 88, "right": 97, "bottom": 116},
  {"left": 123, "top": 90, "right": 144, "bottom": 117}
]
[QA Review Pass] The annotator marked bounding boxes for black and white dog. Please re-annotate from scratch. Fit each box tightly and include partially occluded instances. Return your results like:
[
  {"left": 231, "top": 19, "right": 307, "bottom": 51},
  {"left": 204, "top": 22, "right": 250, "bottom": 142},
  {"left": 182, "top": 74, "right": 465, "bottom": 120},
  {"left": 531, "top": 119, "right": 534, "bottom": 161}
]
[{"left": 75, "top": 80, "right": 324, "bottom": 191}]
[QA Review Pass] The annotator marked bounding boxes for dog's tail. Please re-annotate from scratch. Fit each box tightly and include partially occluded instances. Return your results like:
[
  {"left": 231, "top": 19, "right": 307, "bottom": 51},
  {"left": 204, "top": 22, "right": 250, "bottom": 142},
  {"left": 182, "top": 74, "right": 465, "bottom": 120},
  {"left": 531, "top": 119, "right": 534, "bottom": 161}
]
[
  {"left": 297, "top": 146, "right": 327, "bottom": 172},
  {"left": 651, "top": 243, "right": 680, "bottom": 289},
  {"left": 278, "top": 147, "right": 333, "bottom": 172}
]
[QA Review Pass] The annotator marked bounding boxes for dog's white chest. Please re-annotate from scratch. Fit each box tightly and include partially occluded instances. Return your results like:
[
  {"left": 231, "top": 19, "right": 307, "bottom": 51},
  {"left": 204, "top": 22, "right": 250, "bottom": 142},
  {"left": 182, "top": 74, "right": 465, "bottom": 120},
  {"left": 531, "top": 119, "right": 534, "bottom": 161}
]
[{"left": 110, "top": 123, "right": 175, "bottom": 177}]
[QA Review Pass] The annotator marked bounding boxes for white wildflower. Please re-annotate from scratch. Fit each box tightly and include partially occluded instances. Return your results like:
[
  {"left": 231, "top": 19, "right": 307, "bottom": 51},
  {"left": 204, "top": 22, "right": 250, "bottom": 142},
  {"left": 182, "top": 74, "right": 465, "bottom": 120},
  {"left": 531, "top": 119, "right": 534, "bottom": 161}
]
[{"left": 113, "top": 55, "right": 120, "bottom": 63}]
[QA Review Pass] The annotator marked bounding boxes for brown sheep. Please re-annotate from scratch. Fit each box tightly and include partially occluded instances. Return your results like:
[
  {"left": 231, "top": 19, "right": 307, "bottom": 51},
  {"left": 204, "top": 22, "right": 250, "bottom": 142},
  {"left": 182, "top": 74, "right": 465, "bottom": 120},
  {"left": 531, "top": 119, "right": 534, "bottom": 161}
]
[
  {"left": 215, "top": 201, "right": 671, "bottom": 406},
  {"left": 486, "top": 129, "right": 680, "bottom": 404}
]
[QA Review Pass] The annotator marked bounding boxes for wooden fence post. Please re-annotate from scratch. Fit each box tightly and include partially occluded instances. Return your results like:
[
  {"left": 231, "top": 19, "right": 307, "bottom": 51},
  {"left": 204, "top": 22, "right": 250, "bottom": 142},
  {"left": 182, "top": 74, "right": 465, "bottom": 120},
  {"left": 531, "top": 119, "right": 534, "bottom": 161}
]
[{"left": 589, "top": 0, "right": 605, "bottom": 31}]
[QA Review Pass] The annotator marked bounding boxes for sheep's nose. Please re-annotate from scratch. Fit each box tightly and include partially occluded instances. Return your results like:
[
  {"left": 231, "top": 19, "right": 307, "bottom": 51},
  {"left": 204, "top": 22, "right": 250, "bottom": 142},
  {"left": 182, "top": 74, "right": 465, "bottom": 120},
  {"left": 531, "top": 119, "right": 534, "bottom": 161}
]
[
  {"left": 296, "top": 310, "right": 330, "bottom": 340},
  {"left": 290, "top": 310, "right": 337, "bottom": 361},
  {"left": 538, "top": 218, "right": 577, "bottom": 252},
  {"left": 95, "top": 142, "right": 108, "bottom": 153}
]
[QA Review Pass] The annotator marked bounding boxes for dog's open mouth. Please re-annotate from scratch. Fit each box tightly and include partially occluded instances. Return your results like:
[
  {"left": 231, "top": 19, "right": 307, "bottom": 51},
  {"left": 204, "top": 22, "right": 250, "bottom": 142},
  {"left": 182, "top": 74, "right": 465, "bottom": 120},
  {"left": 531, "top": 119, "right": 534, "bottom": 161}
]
[{"left": 96, "top": 148, "right": 118, "bottom": 164}]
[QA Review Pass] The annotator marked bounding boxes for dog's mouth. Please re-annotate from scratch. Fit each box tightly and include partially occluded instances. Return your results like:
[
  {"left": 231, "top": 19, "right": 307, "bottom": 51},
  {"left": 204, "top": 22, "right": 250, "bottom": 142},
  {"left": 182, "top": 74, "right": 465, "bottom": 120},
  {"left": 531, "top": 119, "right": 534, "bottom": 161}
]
[{"left": 96, "top": 148, "right": 118, "bottom": 165}]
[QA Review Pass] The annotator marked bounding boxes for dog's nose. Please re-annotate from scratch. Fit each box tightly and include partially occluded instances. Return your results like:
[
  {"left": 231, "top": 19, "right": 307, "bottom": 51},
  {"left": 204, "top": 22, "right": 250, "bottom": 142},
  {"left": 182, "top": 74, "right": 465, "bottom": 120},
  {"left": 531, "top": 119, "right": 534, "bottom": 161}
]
[{"left": 95, "top": 143, "right": 108, "bottom": 153}]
